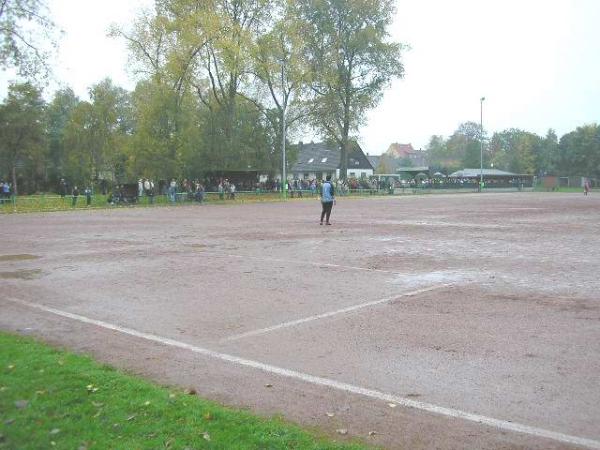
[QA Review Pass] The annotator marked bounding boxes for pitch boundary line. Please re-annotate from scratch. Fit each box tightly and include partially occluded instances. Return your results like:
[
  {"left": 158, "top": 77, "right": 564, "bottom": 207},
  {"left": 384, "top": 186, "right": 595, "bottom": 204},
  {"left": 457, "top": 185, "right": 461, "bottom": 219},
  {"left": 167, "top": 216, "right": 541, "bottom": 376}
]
[
  {"left": 219, "top": 284, "right": 451, "bottom": 343},
  {"left": 4, "top": 297, "right": 600, "bottom": 450}
]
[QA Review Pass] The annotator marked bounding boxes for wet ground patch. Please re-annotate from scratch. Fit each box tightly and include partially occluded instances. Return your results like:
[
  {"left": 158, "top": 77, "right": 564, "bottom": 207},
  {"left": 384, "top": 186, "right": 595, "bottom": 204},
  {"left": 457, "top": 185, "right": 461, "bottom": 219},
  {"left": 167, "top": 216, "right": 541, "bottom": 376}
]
[
  {"left": 0, "top": 269, "right": 43, "bottom": 280},
  {"left": 0, "top": 254, "right": 40, "bottom": 262}
]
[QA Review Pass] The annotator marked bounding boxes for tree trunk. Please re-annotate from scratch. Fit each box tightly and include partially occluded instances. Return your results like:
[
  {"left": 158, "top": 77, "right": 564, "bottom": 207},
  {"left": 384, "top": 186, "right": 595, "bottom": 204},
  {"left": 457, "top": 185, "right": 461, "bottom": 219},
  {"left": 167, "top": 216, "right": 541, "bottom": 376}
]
[
  {"left": 340, "top": 82, "right": 352, "bottom": 181},
  {"left": 340, "top": 108, "right": 350, "bottom": 180},
  {"left": 12, "top": 165, "right": 18, "bottom": 196},
  {"left": 340, "top": 137, "right": 348, "bottom": 181}
]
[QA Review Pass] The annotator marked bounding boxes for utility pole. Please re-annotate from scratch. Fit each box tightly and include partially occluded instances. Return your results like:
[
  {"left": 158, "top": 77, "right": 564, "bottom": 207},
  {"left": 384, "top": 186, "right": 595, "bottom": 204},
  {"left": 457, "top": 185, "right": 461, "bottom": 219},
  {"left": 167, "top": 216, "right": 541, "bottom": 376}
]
[
  {"left": 480, "top": 96, "right": 485, "bottom": 191},
  {"left": 282, "top": 106, "right": 287, "bottom": 199}
]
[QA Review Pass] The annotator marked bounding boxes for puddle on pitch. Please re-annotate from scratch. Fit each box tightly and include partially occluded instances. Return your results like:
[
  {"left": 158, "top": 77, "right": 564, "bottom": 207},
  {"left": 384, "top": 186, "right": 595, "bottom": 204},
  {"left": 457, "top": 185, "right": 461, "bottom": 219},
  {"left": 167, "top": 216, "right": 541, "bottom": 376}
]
[
  {"left": 0, "top": 254, "right": 40, "bottom": 262},
  {"left": 0, "top": 269, "right": 43, "bottom": 280},
  {"left": 392, "top": 270, "right": 474, "bottom": 287}
]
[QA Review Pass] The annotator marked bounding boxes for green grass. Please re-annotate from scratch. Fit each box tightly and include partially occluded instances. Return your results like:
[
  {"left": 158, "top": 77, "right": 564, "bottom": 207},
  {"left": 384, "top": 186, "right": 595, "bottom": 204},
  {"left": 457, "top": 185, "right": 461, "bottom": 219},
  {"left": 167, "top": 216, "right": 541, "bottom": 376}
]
[
  {"left": 0, "top": 192, "right": 288, "bottom": 214},
  {"left": 0, "top": 332, "right": 368, "bottom": 450}
]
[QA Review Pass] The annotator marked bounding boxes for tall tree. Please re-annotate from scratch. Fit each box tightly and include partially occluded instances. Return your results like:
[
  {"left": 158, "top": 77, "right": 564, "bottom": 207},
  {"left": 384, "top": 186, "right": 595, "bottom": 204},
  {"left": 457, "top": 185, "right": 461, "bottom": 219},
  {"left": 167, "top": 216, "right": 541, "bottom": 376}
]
[
  {"left": 0, "top": 82, "right": 46, "bottom": 194},
  {"left": 46, "top": 88, "right": 80, "bottom": 185},
  {"left": 558, "top": 124, "right": 600, "bottom": 178},
  {"left": 0, "top": 0, "right": 59, "bottom": 78},
  {"left": 115, "top": 0, "right": 276, "bottom": 176},
  {"left": 63, "top": 79, "right": 132, "bottom": 186},
  {"left": 250, "top": 5, "right": 309, "bottom": 180},
  {"left": 295, "top": 0, "right": 404, "bottom": 179},
  {"left": 535, "top": 129, "right": 559, "bottom": 176},
  {"left": 444, "top": 122, "right": 486, "bottom": 170},
  {"left": 489, "top": 129, "right": 538, "bottom": 174},
  {"left": 426, "top": 134, "right": 462, "bottom": 173},
  {"left": 190, "top": 0, "right": 270, "bottom": 162}
]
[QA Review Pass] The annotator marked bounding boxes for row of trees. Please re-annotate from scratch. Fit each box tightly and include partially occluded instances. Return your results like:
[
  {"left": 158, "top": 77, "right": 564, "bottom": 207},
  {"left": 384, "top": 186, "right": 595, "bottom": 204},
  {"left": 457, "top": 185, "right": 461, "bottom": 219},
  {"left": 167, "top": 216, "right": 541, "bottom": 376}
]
[
  {"left": 426, "top": 122, "right": 600, "bottom": 178},
  {"left": 0, "top": 0, "right": 405, "bottom": 194}
]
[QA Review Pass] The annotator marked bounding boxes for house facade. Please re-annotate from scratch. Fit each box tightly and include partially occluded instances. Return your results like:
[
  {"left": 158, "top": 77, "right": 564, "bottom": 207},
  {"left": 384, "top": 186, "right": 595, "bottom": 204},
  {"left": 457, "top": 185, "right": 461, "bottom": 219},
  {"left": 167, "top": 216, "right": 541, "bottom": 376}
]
[
  {"left": 386, "top": 143, "right": 428, "bottom": 167},
  {"left": 289, "top": 141, "right": 374, "bottom": 180}
]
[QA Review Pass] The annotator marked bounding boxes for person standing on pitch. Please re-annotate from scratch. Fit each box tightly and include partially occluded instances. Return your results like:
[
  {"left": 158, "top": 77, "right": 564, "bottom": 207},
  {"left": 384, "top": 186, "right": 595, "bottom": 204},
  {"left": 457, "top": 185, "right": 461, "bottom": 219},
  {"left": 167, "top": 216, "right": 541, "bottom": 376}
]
[{"left": 320, "top": 175, "right": 335, "bottom": 225}]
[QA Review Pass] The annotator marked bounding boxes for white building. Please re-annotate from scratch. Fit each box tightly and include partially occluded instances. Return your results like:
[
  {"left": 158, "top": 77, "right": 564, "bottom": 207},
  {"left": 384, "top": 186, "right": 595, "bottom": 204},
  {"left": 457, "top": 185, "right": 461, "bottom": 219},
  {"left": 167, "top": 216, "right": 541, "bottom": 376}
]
[{"left": 289, "top": 141, "right": 374, "bottom": 180}]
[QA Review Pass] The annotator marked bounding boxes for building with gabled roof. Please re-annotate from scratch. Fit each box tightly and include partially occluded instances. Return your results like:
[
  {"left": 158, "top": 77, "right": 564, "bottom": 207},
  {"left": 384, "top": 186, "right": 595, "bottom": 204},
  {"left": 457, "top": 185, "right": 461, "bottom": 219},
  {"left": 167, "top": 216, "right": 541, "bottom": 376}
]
[
  {"left": 290, "top": 141, "right": 374, "bottom": 180},
  {"left": 385, "top": 143, "right": 428, "bottom": 167}
]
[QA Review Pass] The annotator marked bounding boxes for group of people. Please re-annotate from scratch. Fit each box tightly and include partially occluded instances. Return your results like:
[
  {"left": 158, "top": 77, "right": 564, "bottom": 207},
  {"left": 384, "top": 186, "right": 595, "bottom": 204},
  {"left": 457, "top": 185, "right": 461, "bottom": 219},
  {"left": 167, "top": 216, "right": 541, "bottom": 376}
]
[
  {"left": 59, "top": 178, "right": 92, "bottom": 206},
  {"left": 0, "top": 180, "right": 12, "bottom": 201},
  {"left": 217, "top": 180, "right": 236, "bottom": 200},
  {"left": 138, "top": 178, "right": 156, "bottom": 201}
]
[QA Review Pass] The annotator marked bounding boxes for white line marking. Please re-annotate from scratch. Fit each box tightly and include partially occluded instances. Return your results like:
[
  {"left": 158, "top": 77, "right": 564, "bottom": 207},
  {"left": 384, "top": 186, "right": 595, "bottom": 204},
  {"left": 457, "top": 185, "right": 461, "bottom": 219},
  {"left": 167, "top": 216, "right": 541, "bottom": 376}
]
[
  {"left": 220, "top": 284, "right": 451, "bottom": 343},
  {"left": 4, "top": 297, "right": 600, "bottom": 449}
]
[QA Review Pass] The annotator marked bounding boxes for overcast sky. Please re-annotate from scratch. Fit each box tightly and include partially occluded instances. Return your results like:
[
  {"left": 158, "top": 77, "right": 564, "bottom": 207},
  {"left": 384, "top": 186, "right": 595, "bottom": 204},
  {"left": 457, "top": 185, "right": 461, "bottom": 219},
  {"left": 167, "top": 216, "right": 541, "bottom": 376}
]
[{"left": 2, "top": 0, "right": 599, "bottom": 155}]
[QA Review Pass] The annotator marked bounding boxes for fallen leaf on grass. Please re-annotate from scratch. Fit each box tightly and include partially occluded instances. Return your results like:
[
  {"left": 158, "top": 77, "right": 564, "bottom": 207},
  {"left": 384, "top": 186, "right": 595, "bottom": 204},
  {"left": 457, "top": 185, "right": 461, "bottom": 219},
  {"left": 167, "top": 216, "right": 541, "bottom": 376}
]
[
  {"left": 203, "top": 412, "right": 213, "bottom": 421},
  {"left": 4, "top": 419, "right": 15, "bottom": 425},
  {"left": 336, "top": 429, "right": 348, "bottom": 435},
  {"left": 184, "top": 388, "right": 196, "bottom": 395},
  {"left": 92, "top": 402, "right": 104, "bottom": 408},
  {"left": 202, "top": 432, "right": 211, "bottom": 441},
  {"left": 126, "top": 415, "right": 136, "bottom": 421},
  {"left": 144, "top": 401, "right": 151, "bottom": 406},
  {"left": 50, "top": 428, "right": 60, "bottom": 435},
  {"left": 168, "top": 393, "right": 176, "bottom": 399},
  {"left": 0, "top": 386, "right": 7, "bottom": 392},
  {"left": 14, "top": 400, "right": 29, "bottom": 409},
  {"left": 35, "top": 390, "right": 47, "bottom": 395}
]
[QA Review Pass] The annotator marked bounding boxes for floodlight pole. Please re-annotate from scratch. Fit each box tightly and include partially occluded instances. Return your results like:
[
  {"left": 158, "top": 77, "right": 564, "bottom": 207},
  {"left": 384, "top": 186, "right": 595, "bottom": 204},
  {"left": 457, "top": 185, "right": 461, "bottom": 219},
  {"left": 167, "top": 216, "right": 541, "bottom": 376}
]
[
  {"left": 282, "top": 105, "right": 287, "bottom": 200},
  {"left": 480, "top": 96, "right": 485, "bottom": 191}
]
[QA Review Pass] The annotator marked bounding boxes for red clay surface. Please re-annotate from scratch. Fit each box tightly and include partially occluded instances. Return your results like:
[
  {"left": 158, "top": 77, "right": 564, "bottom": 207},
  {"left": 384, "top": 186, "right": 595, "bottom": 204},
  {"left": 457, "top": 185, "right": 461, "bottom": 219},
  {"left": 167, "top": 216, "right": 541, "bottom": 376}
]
[{"left": 1, "top": 192, "right": 599, "bottom": 449}]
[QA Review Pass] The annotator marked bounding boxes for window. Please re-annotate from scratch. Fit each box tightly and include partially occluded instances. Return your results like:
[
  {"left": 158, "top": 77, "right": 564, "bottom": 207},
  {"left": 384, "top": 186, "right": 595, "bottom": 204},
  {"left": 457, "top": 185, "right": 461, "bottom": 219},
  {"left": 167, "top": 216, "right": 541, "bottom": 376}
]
[
  {"left": 361, "top": 172, "right": 367, "bottom": 178},
  {"left": 303, "top": 173, "right": 309, "bottom": 179},
  {"left": 321, "top": 157, "right": 328, "bottom": 163},
  {"left": 308, "top": 158, "right": 314, "bottom": 163},
  {"left": 349, "top": 172, "right": 356, "bottom": 178}
]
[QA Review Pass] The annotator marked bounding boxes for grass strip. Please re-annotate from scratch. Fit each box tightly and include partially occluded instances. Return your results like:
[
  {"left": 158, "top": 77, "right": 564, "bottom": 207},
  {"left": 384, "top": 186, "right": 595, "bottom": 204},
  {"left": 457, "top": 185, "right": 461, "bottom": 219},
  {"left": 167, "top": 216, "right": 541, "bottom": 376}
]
[{"left": 0, "top": 332, "right": 368, "bottom": 450}]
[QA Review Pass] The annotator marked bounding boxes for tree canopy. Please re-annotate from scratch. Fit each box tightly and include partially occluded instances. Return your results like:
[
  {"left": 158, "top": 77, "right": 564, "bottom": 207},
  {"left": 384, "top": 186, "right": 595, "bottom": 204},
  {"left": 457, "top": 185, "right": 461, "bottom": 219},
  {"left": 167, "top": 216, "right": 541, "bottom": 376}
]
[
  {"left": 0, "top": 0, "right": 59, "bottom": 78},
  {"left": 1, "top": 1, "right": 599, "bottom": 193}
]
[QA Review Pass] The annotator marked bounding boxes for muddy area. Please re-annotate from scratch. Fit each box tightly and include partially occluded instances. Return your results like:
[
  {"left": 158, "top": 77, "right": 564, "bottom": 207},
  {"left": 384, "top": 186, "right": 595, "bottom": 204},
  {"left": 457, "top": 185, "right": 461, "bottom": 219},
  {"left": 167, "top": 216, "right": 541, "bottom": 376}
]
[
  {"left": 1, "top": 192, "right": 599, "bottom": 449},
  {"left": 0, "top": 254, "right": 40, "bottom": 262},
  {"left": 0, "top": 269, "right": 42, "bottom": 280}
]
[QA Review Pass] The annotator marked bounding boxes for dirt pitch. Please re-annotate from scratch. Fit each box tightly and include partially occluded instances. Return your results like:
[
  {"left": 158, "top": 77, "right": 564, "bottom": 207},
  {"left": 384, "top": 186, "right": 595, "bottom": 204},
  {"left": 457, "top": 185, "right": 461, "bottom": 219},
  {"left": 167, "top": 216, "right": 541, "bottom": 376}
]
[{"left": 1, "top": 192, "right": 599, "bottom": 449}]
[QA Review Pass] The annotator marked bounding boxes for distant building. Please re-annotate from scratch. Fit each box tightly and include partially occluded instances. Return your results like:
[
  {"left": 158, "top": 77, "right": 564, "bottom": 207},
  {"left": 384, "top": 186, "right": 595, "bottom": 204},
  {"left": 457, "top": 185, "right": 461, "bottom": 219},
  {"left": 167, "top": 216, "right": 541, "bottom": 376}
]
[
  {"left": 449, "top": 168, "right": 534, "bottom": 187},
  {"left": 385, "top": 143, "right": 428, "bottom": 167},
  {"left": 366, "top": 154, "right": 381, "bottom": 170},
  {"left": 290, "top": 141, "right": 374, "bottom": 180}
]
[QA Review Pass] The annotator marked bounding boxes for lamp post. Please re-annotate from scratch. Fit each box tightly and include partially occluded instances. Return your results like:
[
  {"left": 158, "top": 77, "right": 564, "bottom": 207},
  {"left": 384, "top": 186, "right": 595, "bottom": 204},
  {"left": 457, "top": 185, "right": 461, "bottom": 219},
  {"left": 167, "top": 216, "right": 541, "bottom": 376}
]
[
  {"left": 282, "top": 105, "right": 287, "bottom": 199},
  {"left": 480, "top": 96, "right": 485, "bottom": 191}
]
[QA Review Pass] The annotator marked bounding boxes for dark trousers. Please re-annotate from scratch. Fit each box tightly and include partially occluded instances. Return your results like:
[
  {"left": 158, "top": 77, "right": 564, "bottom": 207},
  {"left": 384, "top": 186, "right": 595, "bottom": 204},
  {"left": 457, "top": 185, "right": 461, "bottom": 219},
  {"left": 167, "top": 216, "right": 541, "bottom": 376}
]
[{"left": 321, "top": 201, "right": 333, "bottom": 223}]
